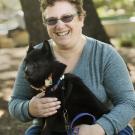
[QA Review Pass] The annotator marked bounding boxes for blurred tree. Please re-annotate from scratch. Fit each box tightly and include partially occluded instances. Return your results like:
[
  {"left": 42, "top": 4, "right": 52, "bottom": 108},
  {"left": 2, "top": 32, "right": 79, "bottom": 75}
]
[
  {"left": 94, "top": 0, "right": 135, "bottom": 17},
  {"left": 83, "top": 0, "right": 111, "bottom": 44},
  {"left": 20, "top": 0, "right": 49, "bottom": 45},
  {"left": 20, "top": 0, "right": 111, "bottom": 44}
]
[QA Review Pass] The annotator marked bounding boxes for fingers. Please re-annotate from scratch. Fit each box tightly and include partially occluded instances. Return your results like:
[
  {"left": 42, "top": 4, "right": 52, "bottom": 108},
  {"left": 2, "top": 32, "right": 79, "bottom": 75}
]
[
  {"left": 41, "top": 100, "right": 61, "bottom": 117},
  {"left": 35, "top": 91, "right": 45, "bottom": 98},
  {"left": 42, "top": 105, "right": 61, "bottom": 117},
  {"left": 40, "top": 97, "right": 58, "bottom": 104},
  {"left": 43, "top": 110, "right": 58, "bottom": 117},
  {"left": 42, "top": 100, "right": 61, "bottom": 109},
  {"left": 28, "top": 92, "right": 61, "bottom": 118}
]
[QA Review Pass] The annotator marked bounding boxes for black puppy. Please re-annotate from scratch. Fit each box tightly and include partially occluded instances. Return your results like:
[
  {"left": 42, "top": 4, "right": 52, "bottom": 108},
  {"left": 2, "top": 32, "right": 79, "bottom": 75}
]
[{"left": 24, "top": 40, "right": 109, "bottom": 135}]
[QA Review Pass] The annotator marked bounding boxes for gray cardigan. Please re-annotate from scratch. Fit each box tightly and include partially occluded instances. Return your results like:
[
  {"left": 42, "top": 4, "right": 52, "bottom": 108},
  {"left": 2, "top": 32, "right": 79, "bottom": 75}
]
[{"left": 8, "top": 36, "right": 135, "bottom": 135}]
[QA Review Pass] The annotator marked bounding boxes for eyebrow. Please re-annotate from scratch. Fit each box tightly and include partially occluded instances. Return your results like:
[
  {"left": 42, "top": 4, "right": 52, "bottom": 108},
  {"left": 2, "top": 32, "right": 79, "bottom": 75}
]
[{"left": 44, "top": 12, "right": 77, "bottom": 19}]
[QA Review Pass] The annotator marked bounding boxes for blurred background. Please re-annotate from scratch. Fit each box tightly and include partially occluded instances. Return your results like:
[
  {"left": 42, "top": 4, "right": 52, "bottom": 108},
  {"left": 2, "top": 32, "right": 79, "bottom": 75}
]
[{"left": 0, "top": 0, "right": 135, "bottom": 134}]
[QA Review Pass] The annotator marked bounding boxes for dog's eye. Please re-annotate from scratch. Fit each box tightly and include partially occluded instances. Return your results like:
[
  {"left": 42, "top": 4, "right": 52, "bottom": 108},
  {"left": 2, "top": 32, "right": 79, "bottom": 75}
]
[
  {"left": 25, "top": 66, "right": 28, "bottom": 72},
  {"left": 25, "top": 66, "right": 29, "bottom": 75},
  {"left": 24, "top": 66, "right": 31, "bottom": 75}
]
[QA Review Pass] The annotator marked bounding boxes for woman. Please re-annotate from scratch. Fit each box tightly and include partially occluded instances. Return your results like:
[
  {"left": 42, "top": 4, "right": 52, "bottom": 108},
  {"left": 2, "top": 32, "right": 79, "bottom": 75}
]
[{"left": 8, "top": 0, "right": 135, "bottom": 135}]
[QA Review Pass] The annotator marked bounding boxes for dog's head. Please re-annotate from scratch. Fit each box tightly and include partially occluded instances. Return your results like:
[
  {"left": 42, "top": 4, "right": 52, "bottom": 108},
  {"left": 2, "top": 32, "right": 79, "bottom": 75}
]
[{"left": 24, "top": 40, "right": 66, "bottom": 89}]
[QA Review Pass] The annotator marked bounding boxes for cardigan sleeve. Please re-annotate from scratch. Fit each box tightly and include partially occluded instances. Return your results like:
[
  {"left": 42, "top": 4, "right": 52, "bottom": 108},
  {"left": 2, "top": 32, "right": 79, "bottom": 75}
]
[
  {"left": 96, "top": 45, "right": 135, "bottom": 135},
  {"left": 8, "top": 43, "right": 44, "bottom": 122},
  {"left": 8, "top": 60, "right": 37, "bottom": 122}
]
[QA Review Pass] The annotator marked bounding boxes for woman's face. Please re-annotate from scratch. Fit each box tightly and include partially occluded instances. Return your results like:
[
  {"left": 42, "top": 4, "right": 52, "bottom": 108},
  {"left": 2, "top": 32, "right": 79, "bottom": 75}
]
[{"left": 43, "top": 1, "right": 85, "bottom": 49}]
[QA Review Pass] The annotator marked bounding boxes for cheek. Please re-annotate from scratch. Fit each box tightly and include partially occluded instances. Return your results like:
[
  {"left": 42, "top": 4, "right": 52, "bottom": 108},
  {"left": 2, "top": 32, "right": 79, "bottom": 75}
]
[
  {"left": 72, "top": 23, "right": 82, "bottom": 34},
  {"left": 72, "top": 19, "right": 84, "bottom": 32}
]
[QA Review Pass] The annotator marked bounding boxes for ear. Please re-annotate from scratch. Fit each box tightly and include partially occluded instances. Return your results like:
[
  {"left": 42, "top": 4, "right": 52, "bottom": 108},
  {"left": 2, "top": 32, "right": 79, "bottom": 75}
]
[
  {"left": 27, "top": 43, "right": 34, "bottom": 54},
  {"left": 79, "top": 15, "right": 85, "bottom": 27},
  {"left": 42, "top": 40, "right": 54, "bottom": 58}
]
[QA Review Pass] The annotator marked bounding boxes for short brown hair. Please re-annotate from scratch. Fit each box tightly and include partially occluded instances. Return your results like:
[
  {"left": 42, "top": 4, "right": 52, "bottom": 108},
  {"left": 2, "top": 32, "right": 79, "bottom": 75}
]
[{"left": 39, "top": 0, "right": 86, "bottom": 15}]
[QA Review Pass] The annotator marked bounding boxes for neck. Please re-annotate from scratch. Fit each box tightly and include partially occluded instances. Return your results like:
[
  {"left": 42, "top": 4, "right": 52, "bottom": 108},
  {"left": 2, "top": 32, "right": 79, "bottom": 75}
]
[{"left": 52, "top": 35, "right": 86, "bottom": 60}]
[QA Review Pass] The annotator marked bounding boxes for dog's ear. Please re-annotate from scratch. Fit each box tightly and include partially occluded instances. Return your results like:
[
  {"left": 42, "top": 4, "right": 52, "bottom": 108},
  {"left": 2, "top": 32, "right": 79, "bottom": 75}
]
[
  {"left": 52, "top": 61, "right": 67, "bottom": 84},
  {"left": 42, "top": 40, "right": 54, "bottom": 57},
  {"left": 27, "top": 42, "right": 35, "bottom": 54}
]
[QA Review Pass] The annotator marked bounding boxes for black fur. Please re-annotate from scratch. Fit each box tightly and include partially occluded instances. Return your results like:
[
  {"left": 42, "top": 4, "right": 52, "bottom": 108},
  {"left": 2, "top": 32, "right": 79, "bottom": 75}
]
[{"left": 24, "top": 40, "right": 109, "bottom": 135}]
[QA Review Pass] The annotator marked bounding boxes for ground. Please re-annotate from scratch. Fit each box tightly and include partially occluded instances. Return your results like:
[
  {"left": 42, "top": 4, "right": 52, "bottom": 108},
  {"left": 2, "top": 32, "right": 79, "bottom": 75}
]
[
  {"left": 0, "top": 47, "right": 31, "bottom": 135},
  {"left": 0, "top": 46, "right": 135, "bottom": 135}
]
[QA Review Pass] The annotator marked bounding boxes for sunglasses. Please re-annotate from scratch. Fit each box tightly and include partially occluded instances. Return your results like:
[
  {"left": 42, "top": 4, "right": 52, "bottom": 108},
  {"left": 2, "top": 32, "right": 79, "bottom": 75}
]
[{"left": 44, "top": 14, "right": 78, "bottom": 26}]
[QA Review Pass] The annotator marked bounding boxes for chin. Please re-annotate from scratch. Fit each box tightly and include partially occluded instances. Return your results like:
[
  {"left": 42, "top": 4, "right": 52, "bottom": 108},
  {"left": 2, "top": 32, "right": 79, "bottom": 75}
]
[{"left": 56, "top": 40, "right": 72, "bottom": 48}]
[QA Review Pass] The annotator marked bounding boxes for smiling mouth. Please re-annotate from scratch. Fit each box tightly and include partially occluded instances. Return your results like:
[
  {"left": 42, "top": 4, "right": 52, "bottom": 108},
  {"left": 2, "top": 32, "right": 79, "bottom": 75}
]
[{"left": 56, "top": 31, "right": 69, "bottom": 36}]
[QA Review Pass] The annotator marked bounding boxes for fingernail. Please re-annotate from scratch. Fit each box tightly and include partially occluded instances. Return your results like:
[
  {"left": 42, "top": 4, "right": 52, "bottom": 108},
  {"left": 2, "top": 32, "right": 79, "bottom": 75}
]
[
  {"left": 57, "top": 105, "right": 61, "bottom": 108},
  {"left": 57, "top": 101, "right": 61, "bottom": 104},
  {"left": 54, "top": 98, "right": 58, "bottom": 101}
]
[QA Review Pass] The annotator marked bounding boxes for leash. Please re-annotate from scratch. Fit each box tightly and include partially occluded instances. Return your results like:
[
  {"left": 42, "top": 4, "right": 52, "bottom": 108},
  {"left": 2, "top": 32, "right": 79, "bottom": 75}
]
[
  {"left": 57, "top": 75, "right": 97, "bottom": 135},
  {"left": 63, "top": 112, "right": 96, "bottom": 135},
  {"left": 67, "top": 113, "right": 96, "bottom": 135},
  {"left": 43, "top": 74, "right": 97, "bottom": 135}
]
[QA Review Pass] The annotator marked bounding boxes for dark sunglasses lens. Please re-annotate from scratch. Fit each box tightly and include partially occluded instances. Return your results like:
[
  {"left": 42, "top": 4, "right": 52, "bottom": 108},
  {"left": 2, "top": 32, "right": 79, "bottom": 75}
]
[
  {"left": 45, "top": 14, "right": 75, "bottom": 25},
  {"left": 46, "top": 18, "right": 57, "bottom": 25},
  {"left": 62, "top": 15, "right": 74, "bottom": 23}
]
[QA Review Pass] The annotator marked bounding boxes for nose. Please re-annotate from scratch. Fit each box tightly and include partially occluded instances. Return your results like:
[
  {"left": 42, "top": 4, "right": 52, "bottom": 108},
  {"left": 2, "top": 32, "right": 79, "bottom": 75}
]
[{"left": 55, "top": 19, "right": 65, "bottom": 27}]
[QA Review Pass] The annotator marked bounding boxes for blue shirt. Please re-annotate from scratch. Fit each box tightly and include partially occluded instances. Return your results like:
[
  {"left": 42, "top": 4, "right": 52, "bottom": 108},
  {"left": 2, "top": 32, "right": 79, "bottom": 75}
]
[{"left": 8, "top": 36, "right": 135, "bottom": 135}]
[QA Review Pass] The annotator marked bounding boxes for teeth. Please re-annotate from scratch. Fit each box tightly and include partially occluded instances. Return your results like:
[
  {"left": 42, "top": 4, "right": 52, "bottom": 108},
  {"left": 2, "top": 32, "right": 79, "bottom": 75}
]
[{"left": 56, "top": 31, "right": 69, "bottom": 36}]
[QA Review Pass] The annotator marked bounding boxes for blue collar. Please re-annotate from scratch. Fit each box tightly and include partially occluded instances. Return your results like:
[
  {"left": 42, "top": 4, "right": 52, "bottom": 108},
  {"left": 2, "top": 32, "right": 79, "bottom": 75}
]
[{"left": 50, "top": 75, "right": 65, "bottom": 91}]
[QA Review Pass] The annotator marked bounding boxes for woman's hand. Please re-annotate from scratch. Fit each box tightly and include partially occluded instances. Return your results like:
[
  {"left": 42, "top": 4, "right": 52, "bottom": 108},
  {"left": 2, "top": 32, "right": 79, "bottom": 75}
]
[
  {"left": 28, "top": 92, "right": 61, "bottom": 117},
  {"left": 75, "top": 124, "right": 105, "bottom": 135}
]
